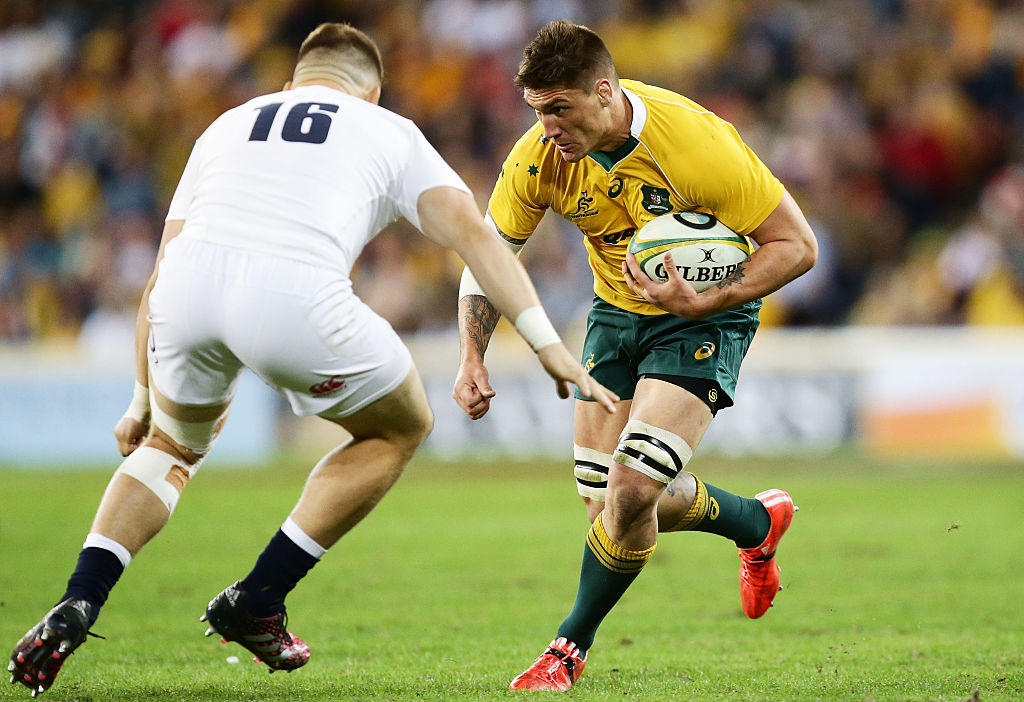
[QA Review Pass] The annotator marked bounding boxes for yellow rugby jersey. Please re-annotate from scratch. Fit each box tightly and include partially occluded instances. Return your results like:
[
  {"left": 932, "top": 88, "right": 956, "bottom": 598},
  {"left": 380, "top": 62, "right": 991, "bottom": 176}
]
[{"left": 488, "top": 79, "right": 784, "bottom": 315}]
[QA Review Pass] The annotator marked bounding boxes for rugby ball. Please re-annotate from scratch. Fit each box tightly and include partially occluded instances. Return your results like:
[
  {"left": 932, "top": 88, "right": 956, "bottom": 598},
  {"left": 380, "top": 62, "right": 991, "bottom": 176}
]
[{"left": 628, "top": 212, "right": 753, "bottom": 292}]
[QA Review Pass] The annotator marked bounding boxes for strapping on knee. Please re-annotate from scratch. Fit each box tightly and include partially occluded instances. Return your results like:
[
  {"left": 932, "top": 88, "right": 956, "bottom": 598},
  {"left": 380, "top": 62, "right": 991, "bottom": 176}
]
[
  {"left": 149, "top": 400, "right": 224, "bottom": 455},
  {"left": 573, "top": 444, "right": 613, "bottom": 502},
  {"left": 612, "top": 419, "right": 693, "bottom": 485},
  {"left": 115, "top": 446, "right": 194, "bottom": 514}
]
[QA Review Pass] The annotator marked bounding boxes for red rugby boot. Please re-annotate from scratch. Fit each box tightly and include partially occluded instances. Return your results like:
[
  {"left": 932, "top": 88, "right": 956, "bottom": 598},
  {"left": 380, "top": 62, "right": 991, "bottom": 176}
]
[
  {"left": 509, "top": 637, "right": 587, "bottom": 691},
  {"left": 738, "top": 488, "right": 796, "bottom": 618}
]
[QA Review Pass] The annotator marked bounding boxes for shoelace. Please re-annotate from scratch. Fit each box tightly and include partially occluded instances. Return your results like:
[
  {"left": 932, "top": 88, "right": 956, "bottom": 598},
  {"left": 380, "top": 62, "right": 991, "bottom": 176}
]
[
  {"left": 272, "top": 611, "right": 294, "bottom": 646},
  {"left": 739, "top": 556, "right": 776, "bottom": 586},
  {"left": 537, "top": 648, "right": 579, "bottom": 680}
]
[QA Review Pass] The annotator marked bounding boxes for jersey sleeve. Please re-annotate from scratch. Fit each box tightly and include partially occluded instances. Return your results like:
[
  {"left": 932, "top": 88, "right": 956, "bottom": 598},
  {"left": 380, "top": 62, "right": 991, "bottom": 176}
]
[
  {"left": 486, "top": 127, "right": 553, "bottom": 245},
  {"left": 676, "top": 119, "right": 783, "bottom": 235},
  {"left": 395, "top": 126, "right": 471, "bottom": 231},
  {"left": 166, "top": 137, "right": 202, "bottom": 221}
]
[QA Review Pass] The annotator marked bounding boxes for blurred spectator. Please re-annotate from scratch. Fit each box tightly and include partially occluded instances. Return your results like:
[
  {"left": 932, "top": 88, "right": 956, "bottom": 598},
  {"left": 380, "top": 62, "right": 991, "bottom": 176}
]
[{"left": 0, "top": 0, "right": 1021, "bottom": 349}]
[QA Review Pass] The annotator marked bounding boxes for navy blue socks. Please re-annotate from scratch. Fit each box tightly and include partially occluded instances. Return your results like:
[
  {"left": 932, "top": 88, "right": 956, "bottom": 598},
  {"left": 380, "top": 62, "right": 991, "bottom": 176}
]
[{"left": 240, "top": 528, "right": 321, "bottom": 617}]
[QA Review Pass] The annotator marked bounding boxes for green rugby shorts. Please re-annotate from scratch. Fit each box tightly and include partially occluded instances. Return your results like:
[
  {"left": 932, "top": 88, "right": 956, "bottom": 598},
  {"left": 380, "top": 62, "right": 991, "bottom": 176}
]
[{"left": 574, "top": 297, "right": 761, "bottom": 413}]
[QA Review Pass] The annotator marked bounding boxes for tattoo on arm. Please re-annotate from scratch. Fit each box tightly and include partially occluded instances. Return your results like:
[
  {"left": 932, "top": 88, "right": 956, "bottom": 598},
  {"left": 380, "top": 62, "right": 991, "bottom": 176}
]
[
  {"left": 714, "top": 262, "right": 747, "bottom": 290},
  {"left": 460, "top": 294, "right": 501, "bottom": 358}
]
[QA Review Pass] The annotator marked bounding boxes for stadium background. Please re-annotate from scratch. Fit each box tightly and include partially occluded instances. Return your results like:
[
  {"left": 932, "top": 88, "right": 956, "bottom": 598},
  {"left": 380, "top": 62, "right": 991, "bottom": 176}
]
[{"left": 0, "top": 0, "right": 1023, "bottom": 463}]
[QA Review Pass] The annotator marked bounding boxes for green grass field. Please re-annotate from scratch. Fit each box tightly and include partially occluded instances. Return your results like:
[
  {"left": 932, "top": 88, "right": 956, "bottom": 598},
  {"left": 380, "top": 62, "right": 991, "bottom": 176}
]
[{"left": 1, "top": 452, "right": 1022, "bottom": 701}]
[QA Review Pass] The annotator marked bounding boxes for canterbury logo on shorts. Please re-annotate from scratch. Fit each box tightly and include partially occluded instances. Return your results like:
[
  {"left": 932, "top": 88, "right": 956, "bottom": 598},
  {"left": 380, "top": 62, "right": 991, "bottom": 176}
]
[{"left": 309, "top": 375, "right": 346, "bottom": 396}]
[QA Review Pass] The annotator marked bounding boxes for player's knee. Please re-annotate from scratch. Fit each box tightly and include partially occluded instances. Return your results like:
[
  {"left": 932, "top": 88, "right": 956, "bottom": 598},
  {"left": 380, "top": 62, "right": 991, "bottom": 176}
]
[
  {"left": 150, "top": 400, "right": 225, "bottom": 461},
  {"left": 574, "top": 444, "right": 612, "bottom": 503},
  {"left": 606, "top": 464, "right": 662, "bottom": 511},
  {"left": 394, "top": 403, "right": 433, "bottom": 455},
  {"left": 417, "top": 405, "right": 435, "bottom": 442},
  {"left": 582, "top": 497, "right": 603, "bottom": 524},
  {"left": 115, "top": 446, "right": 194, "bottom": 514},
  {"left": 612, "top": 419, "right": 694, "bottom": 487}
]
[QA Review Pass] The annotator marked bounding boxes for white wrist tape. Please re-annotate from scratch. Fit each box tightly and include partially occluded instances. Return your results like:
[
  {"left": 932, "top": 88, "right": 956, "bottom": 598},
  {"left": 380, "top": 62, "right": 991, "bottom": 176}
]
[
  {"left": 514, "top": 306, "right": 561, "bottom": 351},
  {"left": 123, "top": 381, "right": 151, "bottom": 422}
]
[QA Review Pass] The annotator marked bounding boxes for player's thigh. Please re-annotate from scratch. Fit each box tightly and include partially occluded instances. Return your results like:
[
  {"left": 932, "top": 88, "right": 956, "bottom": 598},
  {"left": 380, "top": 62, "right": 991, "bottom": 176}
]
[
  {"left": 184, "top": 246, "right": 418, "bottom": 429},
  {"left": 146, "top": 381, "right": 233, "bottom": 464},
  {"left": 636, "top": 300, "right": 761, "bottom": 413},
  {"left": 148, "top": 240, "right": 251, "bottom": 411},
  {"left": 573, "top": 299, "right": 638, "bottom": 403},
  {"left": 572, "top": 396, "right": 631, "bottom": 518},
  {"left": 147, "top": 253, "right": 245, "bottom": 460},
  {"left": 604, "top": 379, "right": 711, "bottom": 502},
  {"left": 574, "top": 397, "right": 631, "bottom": 453},
  {"left": 320, "top": 364, "right": 432, "bottom": 444},
  {"left": 150, "top": 383, "right": 231, "bottom": 424},
  {"left": 629, "top": 377, "right": 713, "bottom": 449}
]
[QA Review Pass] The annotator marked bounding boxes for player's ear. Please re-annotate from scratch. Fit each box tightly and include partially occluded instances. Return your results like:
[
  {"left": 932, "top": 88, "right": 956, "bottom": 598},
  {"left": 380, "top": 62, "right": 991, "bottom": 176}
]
[
  {"left": 283, "top": 80, "right": 292, "bottom": 91},
  {"left": 595, "top": 79, "right": 612, "bottom": 106},
  {"left": 366, "top": 85, "right": 381, "bottom": 105}
]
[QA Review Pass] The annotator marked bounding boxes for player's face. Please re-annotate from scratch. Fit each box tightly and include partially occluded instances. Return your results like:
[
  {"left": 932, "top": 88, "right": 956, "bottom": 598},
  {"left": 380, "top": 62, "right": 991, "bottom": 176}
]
[{"left": 524, "top": 81, "right": 618, "bottom": 162}]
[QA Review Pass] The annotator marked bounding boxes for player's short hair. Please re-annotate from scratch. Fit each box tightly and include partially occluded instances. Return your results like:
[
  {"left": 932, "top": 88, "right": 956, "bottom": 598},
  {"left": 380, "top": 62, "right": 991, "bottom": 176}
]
[
  {"left": 514, "top": 20, "right": 617, "bottom": 93},
  {"left": 295, "top": 22, "right": 384, "bottom": 90}
]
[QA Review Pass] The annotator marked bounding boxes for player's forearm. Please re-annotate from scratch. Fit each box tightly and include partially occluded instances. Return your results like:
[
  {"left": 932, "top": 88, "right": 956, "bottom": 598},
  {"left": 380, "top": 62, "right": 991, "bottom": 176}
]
[
  {"left": 696, "top": 190, "right": 817, "bottom": 316},
  {"left": 700, "top": 237, "right": 816, "bottom": 314},
  {"left": 463, "top": 245, "right": 540, "bottom": 323},
  {"left": 417, "top": 186, "right": 556, "bottom": 349},
  {"left": 458, "top": 294, "right": 500, "bottom": 363},
  {"left": 459, "top": 237, "right": 562, "bottom": 351}
]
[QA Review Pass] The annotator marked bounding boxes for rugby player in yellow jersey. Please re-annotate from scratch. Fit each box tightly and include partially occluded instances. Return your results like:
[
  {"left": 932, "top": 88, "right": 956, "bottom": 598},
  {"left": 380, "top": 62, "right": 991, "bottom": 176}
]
[{"left": 452, "top": 20, "right": 818, "bottom": 691}]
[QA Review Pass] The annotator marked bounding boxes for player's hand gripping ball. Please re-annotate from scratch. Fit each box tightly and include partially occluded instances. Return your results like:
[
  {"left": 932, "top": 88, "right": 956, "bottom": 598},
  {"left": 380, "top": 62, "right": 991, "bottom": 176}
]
[{"left": 628, "top": 212, "right": 753, "bottom": 292}]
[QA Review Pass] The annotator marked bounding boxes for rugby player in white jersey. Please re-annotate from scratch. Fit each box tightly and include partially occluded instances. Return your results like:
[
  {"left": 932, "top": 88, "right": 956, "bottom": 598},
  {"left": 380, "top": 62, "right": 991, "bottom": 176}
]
[{"left": 8, "top": 22, "right": 616, "bottom": 697}]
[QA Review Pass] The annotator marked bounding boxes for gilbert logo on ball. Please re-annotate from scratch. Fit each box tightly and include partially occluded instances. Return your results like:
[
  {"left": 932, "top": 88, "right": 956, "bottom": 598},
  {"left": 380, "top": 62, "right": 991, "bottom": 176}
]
[{"left": 628, "top": 212, "right": 753, "bottom": 292}]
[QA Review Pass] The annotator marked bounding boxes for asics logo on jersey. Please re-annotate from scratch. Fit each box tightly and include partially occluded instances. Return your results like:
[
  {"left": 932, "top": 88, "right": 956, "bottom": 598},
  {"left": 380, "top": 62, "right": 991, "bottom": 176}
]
[
  {"left": 695, "top": 342, "right": 716, "bottom": 360},
  {"left": 607, "top": 176, "right": 623, "bottom": 198},
  {"left": 309, "top": 375, "right": 346, "bottom": 396}
]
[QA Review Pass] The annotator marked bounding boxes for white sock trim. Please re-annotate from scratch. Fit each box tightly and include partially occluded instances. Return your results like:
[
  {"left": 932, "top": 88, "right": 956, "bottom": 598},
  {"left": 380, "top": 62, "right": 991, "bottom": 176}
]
[
  {"left": 281, "top": 517, "right": 327, "bottom": 560},
  {"left": 83, "top": 533, "right": 132, "bottom": 568}
]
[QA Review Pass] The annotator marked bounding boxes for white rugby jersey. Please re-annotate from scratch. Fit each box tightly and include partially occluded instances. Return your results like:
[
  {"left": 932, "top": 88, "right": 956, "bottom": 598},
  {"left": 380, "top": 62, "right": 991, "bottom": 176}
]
[{"left": 166, "top": 84, "right": 470, "bottom": 274}]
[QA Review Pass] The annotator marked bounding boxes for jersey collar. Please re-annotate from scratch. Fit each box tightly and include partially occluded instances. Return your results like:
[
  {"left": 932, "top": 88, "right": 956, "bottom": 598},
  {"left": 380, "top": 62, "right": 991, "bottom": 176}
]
[
  {"left": 587, "top": 86, "right": 646, "bottom": 173},
  {"left": 622, "top": 86, "right": 647, "bottom": 137}
]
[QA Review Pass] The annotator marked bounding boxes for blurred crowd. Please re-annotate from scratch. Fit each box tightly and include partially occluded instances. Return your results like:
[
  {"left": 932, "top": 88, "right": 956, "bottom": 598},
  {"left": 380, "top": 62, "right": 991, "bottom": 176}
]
[{"left": 1, "top": 0, "right": 1022, "bottom": 351}]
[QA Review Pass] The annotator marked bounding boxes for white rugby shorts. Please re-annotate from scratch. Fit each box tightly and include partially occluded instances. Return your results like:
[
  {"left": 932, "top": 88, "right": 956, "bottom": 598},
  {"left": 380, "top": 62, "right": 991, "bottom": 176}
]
[{"left": 147, "top": 237, "right": 412, "bottom": 417}]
